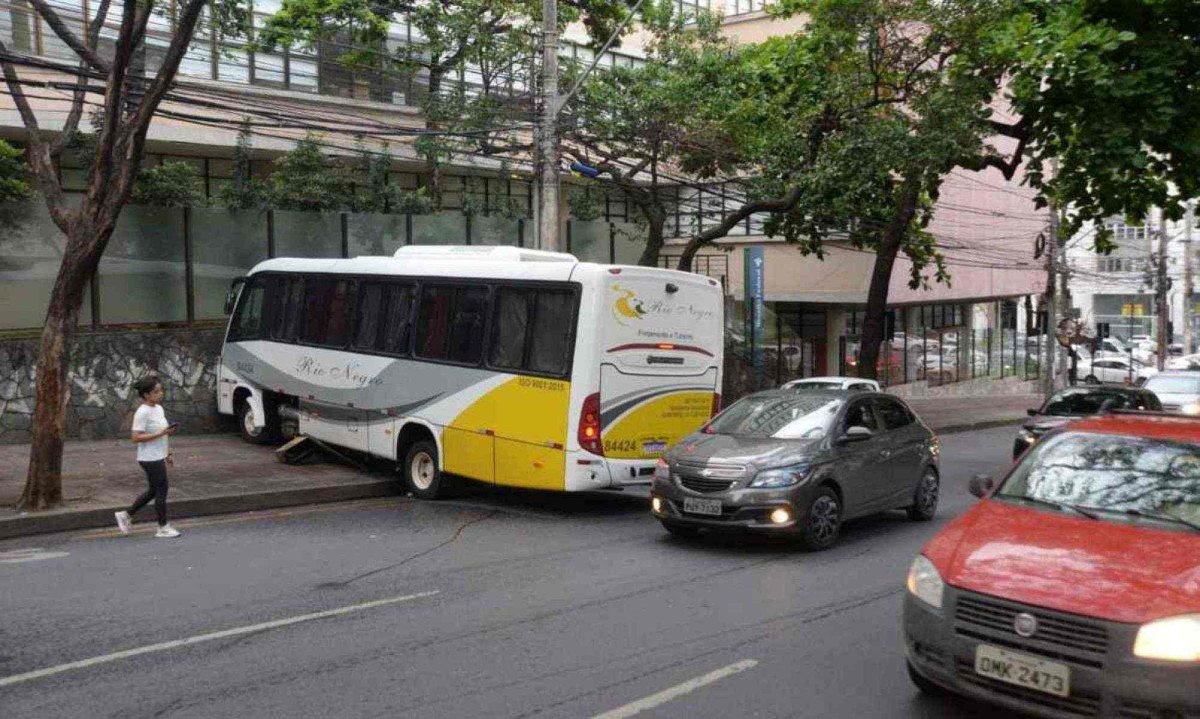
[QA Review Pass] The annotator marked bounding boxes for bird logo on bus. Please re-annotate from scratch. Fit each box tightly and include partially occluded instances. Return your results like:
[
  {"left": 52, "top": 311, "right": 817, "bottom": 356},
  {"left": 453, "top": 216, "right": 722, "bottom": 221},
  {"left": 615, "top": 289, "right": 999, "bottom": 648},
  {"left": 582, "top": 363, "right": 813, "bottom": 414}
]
[{"left": 612, "top": 284, "right": 647, "bottom": 326}]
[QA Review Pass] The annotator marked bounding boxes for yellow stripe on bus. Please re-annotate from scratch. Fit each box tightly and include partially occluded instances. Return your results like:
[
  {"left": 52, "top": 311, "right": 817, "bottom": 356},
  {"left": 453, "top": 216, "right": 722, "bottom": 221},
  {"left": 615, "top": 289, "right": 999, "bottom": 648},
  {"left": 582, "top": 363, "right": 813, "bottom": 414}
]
[{"left": 443, "top": 376, "right": 572, "bottom": 491}]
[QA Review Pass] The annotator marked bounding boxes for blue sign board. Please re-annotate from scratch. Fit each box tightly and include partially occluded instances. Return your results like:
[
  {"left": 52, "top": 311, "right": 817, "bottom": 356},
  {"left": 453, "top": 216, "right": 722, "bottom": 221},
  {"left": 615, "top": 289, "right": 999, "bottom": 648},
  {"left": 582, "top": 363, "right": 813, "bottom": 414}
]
[{"left": 744, "top": 247, "right": 765, "bottom": 370}]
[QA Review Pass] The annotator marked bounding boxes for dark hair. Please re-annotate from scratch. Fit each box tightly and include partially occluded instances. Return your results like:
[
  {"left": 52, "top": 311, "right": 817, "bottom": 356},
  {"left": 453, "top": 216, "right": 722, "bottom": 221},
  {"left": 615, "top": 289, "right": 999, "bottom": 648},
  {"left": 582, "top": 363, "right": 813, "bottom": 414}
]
[{"left": 134, "top": 376, "right": 162, "bottom": 399}]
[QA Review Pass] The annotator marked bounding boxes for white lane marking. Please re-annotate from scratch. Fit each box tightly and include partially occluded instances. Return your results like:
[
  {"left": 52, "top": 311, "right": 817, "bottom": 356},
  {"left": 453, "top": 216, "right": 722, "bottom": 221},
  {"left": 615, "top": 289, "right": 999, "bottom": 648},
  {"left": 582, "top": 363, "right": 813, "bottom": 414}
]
[
  {"left": 591, "top": 659, "right": 759, "bottom": 719},
  {"left": 0, "top": 590, "right": 439, "bottom": 688},
  {"left": 0, "top": 548, "right": 70, "bottom": 564}
]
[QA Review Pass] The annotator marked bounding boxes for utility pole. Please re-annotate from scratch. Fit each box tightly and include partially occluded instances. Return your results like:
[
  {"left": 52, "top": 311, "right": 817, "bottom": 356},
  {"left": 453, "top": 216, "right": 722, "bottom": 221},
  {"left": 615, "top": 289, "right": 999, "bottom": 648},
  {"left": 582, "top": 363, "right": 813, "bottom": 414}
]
[
  {"left": 1185, "top": 200, "right": 1195, "bottom": 354},
  {"left": 1156, "top": 208, "right": 1170, "bottom": 371},
  {"left": 537, "top": 0, "right": 561, "bottom": 251},
  {"left": 1043, "top": 171, "right": 1059, "bottom": 398}
]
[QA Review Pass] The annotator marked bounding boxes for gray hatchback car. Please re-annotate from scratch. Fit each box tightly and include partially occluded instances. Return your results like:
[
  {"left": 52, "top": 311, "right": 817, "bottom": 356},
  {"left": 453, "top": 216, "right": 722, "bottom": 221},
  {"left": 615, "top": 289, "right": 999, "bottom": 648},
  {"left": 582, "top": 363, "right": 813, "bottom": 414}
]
[{"left": 650, "top": 389, "right": 940, "bottom": 549}]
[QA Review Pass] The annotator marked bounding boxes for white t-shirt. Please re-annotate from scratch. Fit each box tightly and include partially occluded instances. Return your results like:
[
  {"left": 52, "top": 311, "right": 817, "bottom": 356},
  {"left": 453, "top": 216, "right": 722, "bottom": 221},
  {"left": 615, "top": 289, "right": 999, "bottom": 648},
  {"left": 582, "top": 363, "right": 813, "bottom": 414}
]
[{"left": 132, "top": 404, "right": 170, "bottom": 462}]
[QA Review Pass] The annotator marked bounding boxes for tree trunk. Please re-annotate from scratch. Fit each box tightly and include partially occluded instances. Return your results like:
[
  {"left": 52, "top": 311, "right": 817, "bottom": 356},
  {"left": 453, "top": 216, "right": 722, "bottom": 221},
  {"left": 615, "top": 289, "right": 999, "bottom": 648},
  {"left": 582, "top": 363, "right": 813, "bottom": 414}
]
[
  {"left": 857, "top": 180, "right": 922, "bottom": 381},
  {"left": 19, "top": 221, "right": 104, "bottom": 510},
  {"left": 637, "top": 209, "right": 666, "bottom": 267}
]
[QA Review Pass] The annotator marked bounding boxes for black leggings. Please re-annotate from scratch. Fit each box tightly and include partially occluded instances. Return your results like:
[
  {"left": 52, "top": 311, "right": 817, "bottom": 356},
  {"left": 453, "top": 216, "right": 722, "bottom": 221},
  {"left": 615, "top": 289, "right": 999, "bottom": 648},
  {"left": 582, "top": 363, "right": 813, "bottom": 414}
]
[{"left": 131, "top": 460, "right": 169, "bottom": 527}]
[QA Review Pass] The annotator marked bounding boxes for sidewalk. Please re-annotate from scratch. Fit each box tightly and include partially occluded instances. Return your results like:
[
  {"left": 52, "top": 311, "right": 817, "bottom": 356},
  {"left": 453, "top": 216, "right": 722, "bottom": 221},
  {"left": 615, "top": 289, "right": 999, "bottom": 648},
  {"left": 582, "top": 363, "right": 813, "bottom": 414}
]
[
  {"left": 0, "top": 434, "right": 399, "bottom": 540},
  {"left": 906, "top": 394, "right": 1038, "bottom": 434},
  {"left": 0, "top": 395, "right": 1031, "bottom": 540}
]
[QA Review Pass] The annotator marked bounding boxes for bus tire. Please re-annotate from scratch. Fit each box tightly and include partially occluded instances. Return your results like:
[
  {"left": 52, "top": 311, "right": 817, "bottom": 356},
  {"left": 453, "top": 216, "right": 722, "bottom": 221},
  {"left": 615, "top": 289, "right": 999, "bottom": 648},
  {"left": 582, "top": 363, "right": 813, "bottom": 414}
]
[
  {"left": 403, "top": 440, "right": 445, "bottom": 500},
  {"left": 237, "top": 399, "right": 276, "bottom": 445}
]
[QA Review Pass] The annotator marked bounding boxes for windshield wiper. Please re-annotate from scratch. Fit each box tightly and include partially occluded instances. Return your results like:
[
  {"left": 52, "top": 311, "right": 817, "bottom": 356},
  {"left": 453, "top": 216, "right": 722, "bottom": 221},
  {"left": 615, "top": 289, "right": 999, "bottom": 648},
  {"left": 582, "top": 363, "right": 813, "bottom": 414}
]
[
  {"left": 1120, "top": 508, "right": 1200, "bottom": 533},
  {"left": 1000, "top": 495, "right": 1101, "bottom": 520}
]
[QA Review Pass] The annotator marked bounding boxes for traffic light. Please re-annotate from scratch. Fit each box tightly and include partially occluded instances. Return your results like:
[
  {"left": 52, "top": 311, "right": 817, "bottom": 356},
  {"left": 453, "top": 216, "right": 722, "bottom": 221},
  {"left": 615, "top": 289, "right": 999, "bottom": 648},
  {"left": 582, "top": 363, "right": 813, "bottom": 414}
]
[{"left": 1097, "top": 322, "right": 1111, "bottom": 338}]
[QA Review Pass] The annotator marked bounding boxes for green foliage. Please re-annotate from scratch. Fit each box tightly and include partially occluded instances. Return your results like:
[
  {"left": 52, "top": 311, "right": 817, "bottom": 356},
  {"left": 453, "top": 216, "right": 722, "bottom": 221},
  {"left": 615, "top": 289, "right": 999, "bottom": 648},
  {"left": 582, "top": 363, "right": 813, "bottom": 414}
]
[
  {"left": 265, "top": 134, "right": 354, "bottom": 212},
  {"left": 993, "top": 0, "right": 1200, "bottom": 247},
  {"left": 568, "top": 185, "right": 604, "bottom": 222},
  {"left": 131, "top": 162, "right": 206, "bottom": 207},
  {"left": 0, "top": 139, "right": 30, "bottom": 202},
  {"left": 220, "top": 119, "right": 269, "bottom": 210}
]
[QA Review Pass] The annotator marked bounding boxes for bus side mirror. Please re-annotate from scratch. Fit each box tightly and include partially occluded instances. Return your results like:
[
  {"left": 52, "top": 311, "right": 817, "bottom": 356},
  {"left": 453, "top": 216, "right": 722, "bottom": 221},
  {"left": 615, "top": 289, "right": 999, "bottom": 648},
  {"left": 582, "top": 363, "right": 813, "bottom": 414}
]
[{"left": 224, "top": 277, "right": 246, "bottom": 315}]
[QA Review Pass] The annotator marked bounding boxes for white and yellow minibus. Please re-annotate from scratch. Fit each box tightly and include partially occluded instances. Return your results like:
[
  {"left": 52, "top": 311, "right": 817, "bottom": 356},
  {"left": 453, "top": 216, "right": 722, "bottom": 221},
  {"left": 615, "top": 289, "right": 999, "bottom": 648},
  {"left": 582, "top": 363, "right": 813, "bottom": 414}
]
[{"left": 218, "top": 245, "right": 724, "bottom": 498}]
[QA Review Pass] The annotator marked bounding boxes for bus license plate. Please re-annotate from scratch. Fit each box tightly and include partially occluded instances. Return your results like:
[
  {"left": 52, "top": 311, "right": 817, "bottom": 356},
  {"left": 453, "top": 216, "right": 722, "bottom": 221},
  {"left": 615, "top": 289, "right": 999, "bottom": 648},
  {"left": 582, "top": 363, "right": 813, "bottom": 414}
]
[
  {"left": 683, "top": 497, "right": 722, "bottom": 516},
  {"left": 975, "top": 645, "right": 1070, "bottom": 697}
]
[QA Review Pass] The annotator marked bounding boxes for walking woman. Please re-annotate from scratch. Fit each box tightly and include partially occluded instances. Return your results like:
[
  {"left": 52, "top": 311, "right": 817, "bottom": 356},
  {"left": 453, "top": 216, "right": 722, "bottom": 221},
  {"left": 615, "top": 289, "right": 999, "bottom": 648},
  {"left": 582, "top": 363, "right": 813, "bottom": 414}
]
[{"left": 115, "top": 376, "right": 181, "bottom": 538}]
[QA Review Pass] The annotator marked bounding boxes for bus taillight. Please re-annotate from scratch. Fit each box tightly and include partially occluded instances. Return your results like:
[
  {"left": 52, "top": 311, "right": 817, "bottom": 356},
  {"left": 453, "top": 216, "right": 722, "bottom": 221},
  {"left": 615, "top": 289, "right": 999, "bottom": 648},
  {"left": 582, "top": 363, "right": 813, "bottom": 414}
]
[
  {"left": 579, "top": 393, "right": 604, "bottom": 456},
  {"left": 711, "top": 393, "right": 722, "bottom": 417}
]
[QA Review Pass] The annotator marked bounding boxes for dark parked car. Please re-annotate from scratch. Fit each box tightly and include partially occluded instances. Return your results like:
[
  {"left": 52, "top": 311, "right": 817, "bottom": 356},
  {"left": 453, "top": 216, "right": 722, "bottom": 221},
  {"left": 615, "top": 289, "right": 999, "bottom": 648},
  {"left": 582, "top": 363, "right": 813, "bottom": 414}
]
[
  {"left": 1014, "top": 387, "right": 1161, "bottom": 459},
  {"left": 649, "top": 390, "right": 940, "bottom": 550}
]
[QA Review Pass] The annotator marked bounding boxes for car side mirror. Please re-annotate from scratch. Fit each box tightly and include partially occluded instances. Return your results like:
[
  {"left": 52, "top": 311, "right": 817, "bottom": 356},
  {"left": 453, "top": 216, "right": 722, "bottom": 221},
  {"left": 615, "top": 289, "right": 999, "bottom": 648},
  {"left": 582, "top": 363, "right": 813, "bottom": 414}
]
[
  {"left": 837, "top": 426, "right": 874, "bottom": 445},
  {"left": 1027, "top": 408, "right": 1039, "bottom": 417},
  {"left": 224, "top": 277, "right": 246, "bottom": 316},
  {"left": 969, "top": 474, "right": 995, "bottom": 499}
]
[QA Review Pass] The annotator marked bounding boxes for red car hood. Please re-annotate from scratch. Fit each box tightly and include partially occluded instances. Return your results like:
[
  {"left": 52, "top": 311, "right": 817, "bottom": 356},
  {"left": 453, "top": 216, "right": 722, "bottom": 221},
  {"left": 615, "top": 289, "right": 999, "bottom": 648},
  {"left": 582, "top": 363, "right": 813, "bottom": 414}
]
[{"left": 927, "top": 500, "right": 1200, "bottom": 624}]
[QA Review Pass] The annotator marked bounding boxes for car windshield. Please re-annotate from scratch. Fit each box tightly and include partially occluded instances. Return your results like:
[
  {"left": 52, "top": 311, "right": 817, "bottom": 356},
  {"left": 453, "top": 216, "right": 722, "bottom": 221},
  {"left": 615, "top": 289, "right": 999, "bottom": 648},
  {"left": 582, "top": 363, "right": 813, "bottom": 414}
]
[
  {"left": 1145, "top": 376, "right": 1200, "bottom": 394},
  {"left": 997, "top": 431, "right": 1200, "bottom": 530},
  {"left": 1040, "top": 389, "right": 1135, "bottom": 416},
  {"left": 707, "top": 395, "right": 843, "bottom": 439}
]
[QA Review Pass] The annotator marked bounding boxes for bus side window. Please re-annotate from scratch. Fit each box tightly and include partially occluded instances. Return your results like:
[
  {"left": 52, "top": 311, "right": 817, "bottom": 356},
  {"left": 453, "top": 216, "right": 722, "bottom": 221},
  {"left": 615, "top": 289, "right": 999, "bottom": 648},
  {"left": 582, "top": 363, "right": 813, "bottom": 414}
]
[
  {"left": 489, "top": 288, "right": 531, "bottom": 371},
  {"left": 269, "top": 277, "right": 304, "bottom": 342},
  {"left": 380, "top": 284, "right": 415, "bottom": 355},
  {"left": 353, "top": 282, "right": 385, "bottom": 351},
  {"left": 528, "top": 290, "right": 574, "bottom": 375},
  {"left": 417, "top": 285, "right": 488, "bottom": 364}
]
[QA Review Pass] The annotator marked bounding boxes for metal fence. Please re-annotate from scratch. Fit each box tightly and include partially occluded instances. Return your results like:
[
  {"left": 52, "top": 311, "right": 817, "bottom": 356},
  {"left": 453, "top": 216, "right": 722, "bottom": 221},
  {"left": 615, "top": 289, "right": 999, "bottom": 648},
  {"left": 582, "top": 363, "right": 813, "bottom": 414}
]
[{"left": 838, "top": 328, "right": 1048, "bottom": 388}]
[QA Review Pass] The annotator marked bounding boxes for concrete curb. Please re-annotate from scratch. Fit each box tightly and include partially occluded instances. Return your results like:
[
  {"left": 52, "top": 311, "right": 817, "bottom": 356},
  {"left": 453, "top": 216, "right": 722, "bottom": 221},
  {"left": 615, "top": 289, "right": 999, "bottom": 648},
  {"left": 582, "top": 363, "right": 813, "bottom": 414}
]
[{"left": 0, "top": 480, "right": 402, "bottom": 541}]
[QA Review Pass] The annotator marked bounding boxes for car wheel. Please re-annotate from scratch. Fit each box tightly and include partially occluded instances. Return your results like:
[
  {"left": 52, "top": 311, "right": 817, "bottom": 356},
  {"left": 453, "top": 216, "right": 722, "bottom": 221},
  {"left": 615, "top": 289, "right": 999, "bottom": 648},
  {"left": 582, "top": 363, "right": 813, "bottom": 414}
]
[
  {"left": 1085, "top": 374, "right": 1100, "bottom": 385},
  {"left": 403, "top": 440, "right": 446, "bottom": 499},
  {"left": 799, "top": 487, "right": 841, "bottom": 551},
  {"left": 907, "top": 660, "right": 946, "bottom": 697},
  {"left": 659, "top": 520, "right": 702, "bottom": 538},
  {"left": 907, "top": 468, "right": 939, "bottom": 521},
  {"left": 237, "top": 399, "right": 276, "bottom": 445}
]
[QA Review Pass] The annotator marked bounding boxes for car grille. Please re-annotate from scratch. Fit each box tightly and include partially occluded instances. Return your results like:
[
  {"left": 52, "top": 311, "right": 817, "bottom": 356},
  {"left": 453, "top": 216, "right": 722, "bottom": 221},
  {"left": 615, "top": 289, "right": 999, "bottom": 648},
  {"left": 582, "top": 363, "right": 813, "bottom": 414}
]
[
  {"left": 954, "top": 593, "right": 1109, "bottom": 668},
  {"left": 954, "top": 661, "right": 1102, "bottom": 717},
  {"left": 673, "top": 460, "right": 747, "bottom": 479},
  {"left": 678, "top": 476, "right": 735, "bottom": 493}
]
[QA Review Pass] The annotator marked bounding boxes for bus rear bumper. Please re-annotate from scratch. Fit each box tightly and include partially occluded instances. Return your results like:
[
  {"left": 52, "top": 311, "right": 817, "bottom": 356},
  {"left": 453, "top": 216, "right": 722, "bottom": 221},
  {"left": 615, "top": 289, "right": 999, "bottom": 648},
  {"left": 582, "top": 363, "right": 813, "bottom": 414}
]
[{"left": 565, "top": 455, "right": 657, "bottom": 490}]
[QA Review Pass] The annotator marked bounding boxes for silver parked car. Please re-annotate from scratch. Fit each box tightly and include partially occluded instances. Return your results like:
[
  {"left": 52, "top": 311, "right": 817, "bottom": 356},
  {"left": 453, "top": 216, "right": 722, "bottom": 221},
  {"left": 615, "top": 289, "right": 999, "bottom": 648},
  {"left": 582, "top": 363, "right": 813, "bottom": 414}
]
[
  {"left": 1142, "top": 371, "right": 1200, "bottom": 414},
  {"left": 650, "top": 390, "right": 940, "bottom": 550}
]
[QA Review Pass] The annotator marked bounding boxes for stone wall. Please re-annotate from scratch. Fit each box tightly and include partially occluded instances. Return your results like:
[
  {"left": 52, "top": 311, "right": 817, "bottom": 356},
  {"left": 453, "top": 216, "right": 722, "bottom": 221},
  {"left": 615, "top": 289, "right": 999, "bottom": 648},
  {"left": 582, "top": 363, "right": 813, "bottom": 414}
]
[{"left": 0, "top": 326, "right": 227, "bottom": 444}]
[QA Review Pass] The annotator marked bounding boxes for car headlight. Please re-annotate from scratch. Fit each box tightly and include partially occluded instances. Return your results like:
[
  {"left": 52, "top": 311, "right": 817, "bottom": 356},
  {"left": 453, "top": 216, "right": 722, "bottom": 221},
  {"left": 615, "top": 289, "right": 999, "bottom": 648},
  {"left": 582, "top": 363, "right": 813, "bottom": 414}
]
[
  {"left": 1017, "top": 429, "right": 1037, "bottom": 444},
  {"left": 1134, "top": 615, "right": 1200, "bottom": 662},
  {"left": 1182, "top": 403, "right": 1200, "bottom": 416},
  {"left": 749, "top": 463, "right": 812, "bottom": 488},
  {"left": 654, "top": 457, "right": 671, "bottom": 480},
  {"left": 906, "top": 555, "right": 945, "bottom": 609}
]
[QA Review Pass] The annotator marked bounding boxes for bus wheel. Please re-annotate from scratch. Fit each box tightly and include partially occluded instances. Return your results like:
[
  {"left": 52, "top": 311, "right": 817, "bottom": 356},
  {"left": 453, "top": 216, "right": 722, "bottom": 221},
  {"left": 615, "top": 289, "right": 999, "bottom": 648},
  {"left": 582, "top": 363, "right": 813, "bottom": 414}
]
[
  {"left": 237, "top": 400, "right": 274, "bottom": 445},
  {"left": 403, "top": 440, "right": 444, "bottom": 499}
]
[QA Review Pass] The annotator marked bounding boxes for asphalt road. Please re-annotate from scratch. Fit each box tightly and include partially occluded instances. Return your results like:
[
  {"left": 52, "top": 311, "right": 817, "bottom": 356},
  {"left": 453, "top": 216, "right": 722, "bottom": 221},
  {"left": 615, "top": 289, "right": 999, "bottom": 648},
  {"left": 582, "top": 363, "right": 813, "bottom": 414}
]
[{"left": 1, "top": 426, "right": 1019, "bottom": 719}]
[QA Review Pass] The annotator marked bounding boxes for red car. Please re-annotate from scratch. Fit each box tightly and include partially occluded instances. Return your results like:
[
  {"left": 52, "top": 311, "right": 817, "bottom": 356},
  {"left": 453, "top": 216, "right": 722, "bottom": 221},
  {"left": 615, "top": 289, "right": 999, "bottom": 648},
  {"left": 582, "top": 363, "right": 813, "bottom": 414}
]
[{"left": 903, "top": 412, "right": 1200, "bottom": 717}]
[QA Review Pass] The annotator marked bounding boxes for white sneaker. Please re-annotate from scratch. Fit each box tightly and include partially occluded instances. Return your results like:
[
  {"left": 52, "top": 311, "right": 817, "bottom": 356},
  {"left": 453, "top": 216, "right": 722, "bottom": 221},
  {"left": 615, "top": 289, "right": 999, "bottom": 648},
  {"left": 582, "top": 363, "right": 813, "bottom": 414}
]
[
  {"left": 155, "top": 525, "right": 181, "bottom": 539},
  {"left": 114, "top": 511, "right": 131, "bottom": 534}
]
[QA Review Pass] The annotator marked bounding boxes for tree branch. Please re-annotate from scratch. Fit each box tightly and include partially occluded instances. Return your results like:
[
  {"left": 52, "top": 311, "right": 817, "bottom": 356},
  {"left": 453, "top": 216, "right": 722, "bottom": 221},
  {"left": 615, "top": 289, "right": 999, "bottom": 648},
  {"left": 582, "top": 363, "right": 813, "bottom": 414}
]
[
  {"left": 27, "top": 0, "right": 110, "bottom": 74},
  {"left": 677, "top": 185, "right": 805, "bottom": 271},
  {"left": 87, "top": 0, "right": 140, "bottom": 207},
  {"left": 52, "top": 0, "right": 113, "bottom": 156},
  {"left": 0, "top": 39, "right": 69, "bottom": 229},
  {"left": 109, "top": 0, "right": 210, "bottom": 213}
]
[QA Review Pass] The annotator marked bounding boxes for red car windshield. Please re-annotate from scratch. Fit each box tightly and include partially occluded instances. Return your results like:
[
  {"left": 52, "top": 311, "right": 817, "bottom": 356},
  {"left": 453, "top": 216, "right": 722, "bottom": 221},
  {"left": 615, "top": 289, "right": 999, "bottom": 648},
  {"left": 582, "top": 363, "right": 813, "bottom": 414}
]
[{"left": 996, "top": 431, "right": 1200, "bottom": 532}]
